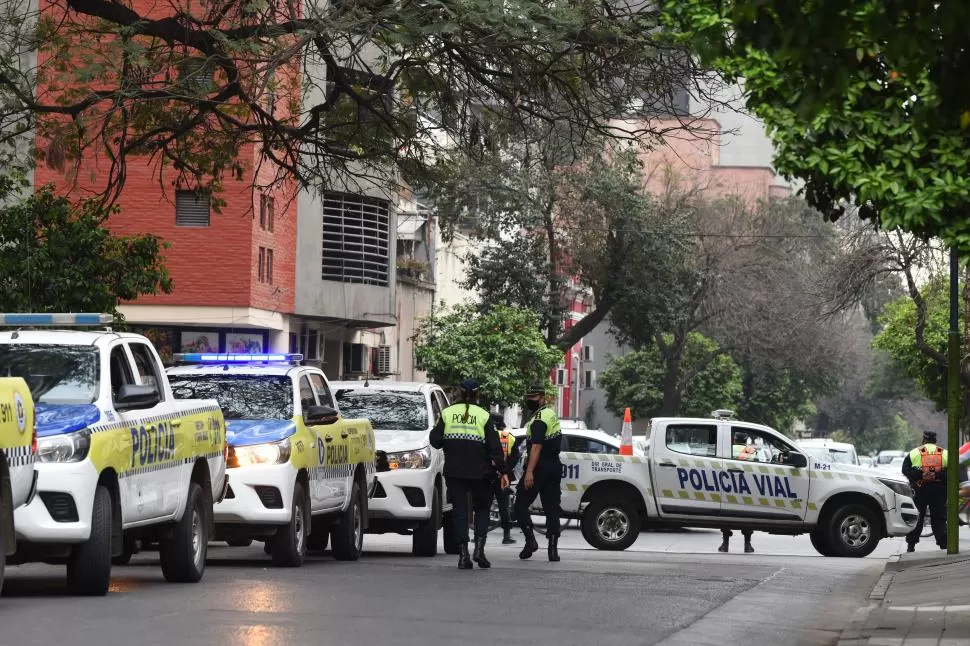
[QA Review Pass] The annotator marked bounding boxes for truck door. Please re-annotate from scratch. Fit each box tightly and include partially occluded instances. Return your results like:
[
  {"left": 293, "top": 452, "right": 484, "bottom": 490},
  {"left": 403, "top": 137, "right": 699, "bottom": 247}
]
[
  {"left": 651, "top": 421, "right": 723, "bottom": 518},
  {"left": 717, "top": 425, "right": 810, "bottom": 522}
]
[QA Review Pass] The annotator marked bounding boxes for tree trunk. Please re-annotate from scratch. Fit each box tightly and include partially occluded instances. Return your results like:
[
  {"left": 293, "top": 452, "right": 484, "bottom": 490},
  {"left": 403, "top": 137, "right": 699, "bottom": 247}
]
[
  {"left": 553, "top": 291, "right": 617, "bottom": 351},
  {"left": 658, "top": 333, "right": 684, "bottom": 416}
]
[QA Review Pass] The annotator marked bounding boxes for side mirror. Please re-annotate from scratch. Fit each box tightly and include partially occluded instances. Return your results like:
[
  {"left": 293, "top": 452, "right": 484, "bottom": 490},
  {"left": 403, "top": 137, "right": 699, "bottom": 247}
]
[
  {"left": 304, "top": 404, "right": 339, "bottom": 426},
  {"left": 786, "top": 451, "right": 808, "bottom": 469},
  {"left": 115, "top": 384, "right": 161, "bottom": 411}
]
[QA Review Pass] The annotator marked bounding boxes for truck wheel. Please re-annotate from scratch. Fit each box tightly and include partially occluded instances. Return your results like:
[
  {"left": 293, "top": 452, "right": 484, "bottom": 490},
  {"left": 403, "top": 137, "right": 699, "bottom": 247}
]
[
  {"left": 581, "top": 497, "right": 640, "bottom": 551},
  {"left": 412, "top": 486, "right": 440, "bottom": 557},
  {"left": 809, "top": 529, "right": 836, "bottom": 557},
  {"left": 0, "top": 497, "right": 6, "bottom": 596},
  {"left": 826, "top": 504, "right": 881, "bottom": 558},
  {"left": 442, "top": 510, "right": 459, "bottom": 555},
  {"left": 271, "top": 483, "right": 308, "bottom": 567},
  {"left": 226, "top": 539, "right": 253, "bottom": 547},
  {"left": 331, "top": 482, "right": 363, "bottom": 561},
  {"left": 66, "top": 485, "right": 112, "bottom": 596},
  {"left": 160, "top": 483, "right": 209, "bottom": 582},
  {"left": 112, "top": 535, "right": 139, "bottom": 566}
]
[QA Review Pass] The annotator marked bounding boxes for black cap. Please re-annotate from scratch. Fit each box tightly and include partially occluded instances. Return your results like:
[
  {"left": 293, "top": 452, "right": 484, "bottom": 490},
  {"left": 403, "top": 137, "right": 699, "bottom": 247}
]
[
  {"left": 525, "top": 384, "right": 547, "bottom": 396},
  {"left": 459, "top": 379, "right": 480, "bottom": 392},
  {"left": 922, "top": 431, "right": 938, "bottom": 443},
  {"left": 489, "top": 412, "right": 506, "bottom": 429}
]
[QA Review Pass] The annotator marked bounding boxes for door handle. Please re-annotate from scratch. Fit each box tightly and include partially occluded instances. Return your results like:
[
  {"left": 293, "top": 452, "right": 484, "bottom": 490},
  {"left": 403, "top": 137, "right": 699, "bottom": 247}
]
[
  {"left": 658, "top": 460, "right": 676, "bottom": 467},
  {"left": 324, "top": 434, "right": 334, "bottom": 443},
  {"left": 728, "top": 468, "right": 745, "bottom": 473},
  {"left": 340, "top": 431, "right": 349, "bottom": 439}
]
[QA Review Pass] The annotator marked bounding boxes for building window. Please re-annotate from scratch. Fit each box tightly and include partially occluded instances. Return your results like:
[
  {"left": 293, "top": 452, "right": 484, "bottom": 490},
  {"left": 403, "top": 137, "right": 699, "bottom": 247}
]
[
  {"left": 258, "top": 246, "right": 266, "bottom": 282},
  {"left": 266, "top": 249, "right": 274, "bottom": 284},
  {"left": 322, "top": 192, "right": 390, "bottom": 286},
  {"left": 175, "top": 190, "right": 211, "bottom": 227},
  {"left": 260, "top": 194, "right": 275, "bottom": 232}
]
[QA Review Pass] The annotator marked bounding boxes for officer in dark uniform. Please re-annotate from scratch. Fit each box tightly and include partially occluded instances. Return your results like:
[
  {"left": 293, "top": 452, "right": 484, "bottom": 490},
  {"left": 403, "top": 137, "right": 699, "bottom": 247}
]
[
  {"left": 513, "top": 384, "right": 563, "bottom": 562},
  {"left": 489, "top": 412, "right": 517, "bottom": 544},
  {"left": 430, "top": 379, "right": 509, "bottom": 569},
  {"left": 902, "top": 431, "right": 949, "bottom": 551}
]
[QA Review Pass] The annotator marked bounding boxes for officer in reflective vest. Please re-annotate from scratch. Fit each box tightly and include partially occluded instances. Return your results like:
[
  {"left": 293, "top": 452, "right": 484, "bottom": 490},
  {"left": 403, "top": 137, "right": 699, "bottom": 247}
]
[
  {"left": 902, "top": 431, "right": 949, "bottom": 551},
  {"left": 513, "top": 383, "right": 563, "bottom": 562},
  {"left": 430, "top": 379, "right": 509, "bottom": 570},
  {"left": 490, "top": 412, "right": 517, "bottom": 545}
]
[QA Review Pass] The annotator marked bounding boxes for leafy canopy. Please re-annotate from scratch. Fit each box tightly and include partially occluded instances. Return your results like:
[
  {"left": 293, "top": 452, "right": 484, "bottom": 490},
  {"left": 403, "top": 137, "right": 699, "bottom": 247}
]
[
  {"left": 413, "top": 304, "right": 562, "bottom": 406},
  {"left": 663, "top": 1, "right": 970, "bottom": 250}
]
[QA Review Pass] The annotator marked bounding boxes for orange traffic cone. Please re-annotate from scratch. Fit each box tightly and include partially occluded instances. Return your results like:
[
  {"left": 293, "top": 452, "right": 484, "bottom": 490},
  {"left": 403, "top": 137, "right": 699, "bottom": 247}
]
[{"left": 619, "top": 407, "right": 633, "bottom": 455}]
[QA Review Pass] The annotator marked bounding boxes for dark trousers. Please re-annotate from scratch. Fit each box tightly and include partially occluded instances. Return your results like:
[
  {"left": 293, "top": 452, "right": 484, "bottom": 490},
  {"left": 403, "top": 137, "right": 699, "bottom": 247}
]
[
  {"left": 492, "top": 480, "right": 513, "bottom": 530},
  {"left": 447, "top": 476, "right": 491, "bottom": 544},
  {"left": 721, "top": 528, "right": 753, "bottom": 540},
  {"left": 514, "top": 463, "right": 561, "bottom": 536},
  {"left": 907, "top": 484, "right": 947, "bottom": 548}
]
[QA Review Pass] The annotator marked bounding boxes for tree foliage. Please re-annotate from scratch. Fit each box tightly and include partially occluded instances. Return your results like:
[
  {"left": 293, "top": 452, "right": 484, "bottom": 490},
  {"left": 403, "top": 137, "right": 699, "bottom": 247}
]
[
  {"left": 0, "top": 177, "right": 173, "bottom": 318},
  {"left": 2, "top": 0, "right": 717, "bottom": 200},
  {"left": 664, "top": 1, "right": 970, "bottom": 250},
  {"left": 598, "top": 332, "right": 742, "bottom": 421},
  {"left": 413, "top": 303, "right": 561, "bottom": 406}
]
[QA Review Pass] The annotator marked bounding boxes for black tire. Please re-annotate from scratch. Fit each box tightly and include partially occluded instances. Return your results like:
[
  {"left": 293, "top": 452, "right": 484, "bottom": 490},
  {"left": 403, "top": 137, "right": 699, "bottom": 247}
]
[
  {"left": 112, "top": 535, "right": 139, "bottom": 566},
  {"left": 160, "top": 483, "right": 209, "bottom": 583},
  {"left": 331, "top": 481, "right": 364, "bottom": 561},
  {"left": 271, "top": 483, "right": 308, "bottom": 567},
  {"left": 66, "top": 485, "right": 112, "bottom": 596},
  {"left": 809, "top": 529, "right": 836, "bottom": 557},
  {"left": 581, "top": 496, "right": 640, "bottom": 551},
  {"left": 825, "top": 504, "right": 882, "bottom": 558},
  {"left": 412, "top": 486, "right": 441, "bottom": 557},
  {"left": 226, "top": 539, "right": 253, "bottom": 547},
  {"left": 1, "top": 498, "right": 6, "bottom": 597},
  {"left": 442, "top": 510, "right": 459, "bottom": 555}
]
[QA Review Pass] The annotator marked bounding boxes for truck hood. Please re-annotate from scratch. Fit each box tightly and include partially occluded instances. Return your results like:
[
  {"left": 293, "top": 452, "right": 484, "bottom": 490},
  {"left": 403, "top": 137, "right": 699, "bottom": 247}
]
[
  {"left": 830, "top": 461, "right": 908, "bottom": 483},
  {"left": 35, "top": 404, "right": 101, "bottom": 437},
  {"left": 374, "top": 429, "right": 431, "bottom": 454},
  {"left": 226, "top": 419, "right": 297, "bottom": 447}
]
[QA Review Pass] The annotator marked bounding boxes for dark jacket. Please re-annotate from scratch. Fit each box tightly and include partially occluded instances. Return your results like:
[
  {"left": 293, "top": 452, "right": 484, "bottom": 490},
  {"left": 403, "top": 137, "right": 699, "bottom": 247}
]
[{"left": 429, "top": 402, "right": 508, "bottom": 480}]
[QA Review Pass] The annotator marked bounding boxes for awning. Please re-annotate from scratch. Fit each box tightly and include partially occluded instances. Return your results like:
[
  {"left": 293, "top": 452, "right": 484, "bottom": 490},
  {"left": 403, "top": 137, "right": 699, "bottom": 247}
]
[{"left": 397, "top": 215, "right": 426, "bottom": 241}]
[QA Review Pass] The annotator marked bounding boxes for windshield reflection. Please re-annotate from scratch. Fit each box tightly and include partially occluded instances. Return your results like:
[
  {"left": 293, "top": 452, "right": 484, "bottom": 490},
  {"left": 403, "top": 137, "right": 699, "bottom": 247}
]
[
  {"left": 170, "top": 375, "right": 293, "bottom": 419},
  {"left": 0, "top": 344, "right": 99, "bottom": 405},
  {"left": 334, "top": 390, "right": 428, "bottom": 431},
  {"left": 803, "top": 447, "right": 857, "bottom": 465}
]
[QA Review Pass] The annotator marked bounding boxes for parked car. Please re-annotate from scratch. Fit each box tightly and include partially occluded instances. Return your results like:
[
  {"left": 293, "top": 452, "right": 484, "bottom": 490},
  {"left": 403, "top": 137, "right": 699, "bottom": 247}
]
[{"left": 797, "top": 438, "right": 860, "bottom": 466}]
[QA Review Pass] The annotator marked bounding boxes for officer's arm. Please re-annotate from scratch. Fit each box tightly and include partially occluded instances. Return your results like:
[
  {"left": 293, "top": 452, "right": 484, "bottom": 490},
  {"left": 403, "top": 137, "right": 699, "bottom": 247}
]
[
  {"left": 484, "top": 420, "right": 508, "bottom": 474},
  {"left": 429, "top": 417, "right": 445, "bottom": 449},
  {"left": 525, "top": 420, "right": 548, "bottom": 476},
  {"left": 901, "top": 454, "right": 918, "bottom": 482}
]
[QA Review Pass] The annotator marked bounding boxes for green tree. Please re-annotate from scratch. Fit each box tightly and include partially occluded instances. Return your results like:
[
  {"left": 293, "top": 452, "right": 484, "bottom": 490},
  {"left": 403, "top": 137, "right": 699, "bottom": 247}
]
[
  {"left": 0, "top": 181, "right": 173, "bottom": 318},
  {"left": 413, "top": 304, "right": 562, "bottom": 406},
  {"left": 663, "top": 1, "right": 970, "bottom": 250},
  {"left": 598, "top": 332, "right": 742, "bottom": 420}
]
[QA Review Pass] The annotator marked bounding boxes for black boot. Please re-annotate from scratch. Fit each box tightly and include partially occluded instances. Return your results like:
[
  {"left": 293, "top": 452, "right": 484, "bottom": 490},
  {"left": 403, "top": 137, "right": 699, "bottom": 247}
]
[
  {"left": 519, "top": 527, "right": 539, "bottom": 560},
  {"left": 502, "top": 528, "right": 516, "bottom": 545},
  {"left": 718, "top": 538, "right": 729, "bottom": 553},
  {"left": 473, "top": 537, "right": 491, "bottom": 568},
  {"left": 458, "top": 542, "right": 473, "bottom": 569},
  {"left": 744, "top": 539, "right": 754, "bottom": 554},
  {"left": 548, "top": 534, "right": 560, "bottom": 562}
]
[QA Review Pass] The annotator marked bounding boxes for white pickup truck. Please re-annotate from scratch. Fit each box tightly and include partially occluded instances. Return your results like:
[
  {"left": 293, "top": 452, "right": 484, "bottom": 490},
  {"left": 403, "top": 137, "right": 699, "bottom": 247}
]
[{"left": 559, "top": 412, "right": 917, "bottom": 557}]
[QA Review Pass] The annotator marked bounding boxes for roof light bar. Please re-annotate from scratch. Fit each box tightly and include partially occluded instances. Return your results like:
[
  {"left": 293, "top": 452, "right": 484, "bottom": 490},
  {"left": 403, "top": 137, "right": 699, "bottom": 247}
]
[
  {"left": 0, "top": 313, "right": 114, "bottom": 327},
  {"left": 174, "top": 353, "right": 304, "bottom": 364}
]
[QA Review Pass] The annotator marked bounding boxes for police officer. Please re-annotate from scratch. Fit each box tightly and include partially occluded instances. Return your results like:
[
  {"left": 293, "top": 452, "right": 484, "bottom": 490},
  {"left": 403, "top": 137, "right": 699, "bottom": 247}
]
[
  {"left": 430, "top": 379, "right": 509, "bottom": 569},
  {"left": 513, "top": 384, "right": 563, "bottom": 562},
  {"left": 489, "top": 412, "right": 517, "bottom": 545},
  {"left": 903, "top": 431, "right": 949, "bottom": 551}
]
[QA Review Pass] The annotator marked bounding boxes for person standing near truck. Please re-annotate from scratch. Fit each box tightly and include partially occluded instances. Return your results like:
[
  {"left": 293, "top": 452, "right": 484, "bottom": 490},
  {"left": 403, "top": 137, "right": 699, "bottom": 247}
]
[
  {"left": 513, "top": 384, "right": 563, "bottom": 562},
  {"left": 903, "top": 431, "right": 949, "bottom": 551},
  {"left": 489, "top": 412, "right": 517, "bottom": 545}
]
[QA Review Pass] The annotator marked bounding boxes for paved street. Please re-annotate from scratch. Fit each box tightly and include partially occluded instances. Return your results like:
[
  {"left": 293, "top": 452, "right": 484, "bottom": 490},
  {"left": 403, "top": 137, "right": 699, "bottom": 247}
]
[{"left": 2, "top": 526, "right": 935, "bottom": 646}]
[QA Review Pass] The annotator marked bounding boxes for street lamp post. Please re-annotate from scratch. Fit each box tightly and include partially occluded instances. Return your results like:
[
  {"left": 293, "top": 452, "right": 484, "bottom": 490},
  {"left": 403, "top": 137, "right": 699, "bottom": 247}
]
[{"left": 947, "top": 246, "right": 960, "bottom": 554}]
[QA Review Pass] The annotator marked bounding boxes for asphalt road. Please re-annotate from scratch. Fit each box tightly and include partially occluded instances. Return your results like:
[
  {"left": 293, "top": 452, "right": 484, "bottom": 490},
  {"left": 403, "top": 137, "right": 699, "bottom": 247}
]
[{"left": 0, "top": 524, "right": 923, "bottom": 646}]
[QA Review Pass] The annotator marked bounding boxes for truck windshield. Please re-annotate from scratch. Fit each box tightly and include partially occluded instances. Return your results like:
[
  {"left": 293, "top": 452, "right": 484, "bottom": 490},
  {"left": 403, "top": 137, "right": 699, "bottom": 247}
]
[
  {"left": 334, "top": 390, "right": 428, "bottom": 431},
  {"left": 804, "top": 446, "right": 857, "bottom": 465},
  {"left": 0, "top": 344, "right": 99, "bottom": 405},
  {"left": 170, "top": 375, "right": 293, "bottom": 420}
]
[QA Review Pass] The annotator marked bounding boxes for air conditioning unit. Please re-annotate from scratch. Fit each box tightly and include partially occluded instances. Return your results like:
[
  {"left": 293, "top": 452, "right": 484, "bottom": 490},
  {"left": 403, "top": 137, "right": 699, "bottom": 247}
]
[
  {"left": 582, "top": 345, "right": 594, "bottom": 362},
  {"left": 554, "top": 368, "right": 567, "bottom": 387},
  {"left": 374, "top": 345, "right": 392, "bottom": 375},
  {"left": 343, "top": 343, "right": 369, "bottom": 374},
  {"left": 584, "top": 370, "right": 596, "bottom": 389}
]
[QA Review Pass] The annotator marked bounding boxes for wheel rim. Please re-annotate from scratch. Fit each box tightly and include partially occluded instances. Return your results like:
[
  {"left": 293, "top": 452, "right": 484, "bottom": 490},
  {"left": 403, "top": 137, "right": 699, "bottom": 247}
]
[
  {"left": 294, "top": 502, "right": 305, "bottom": 554},
  {"left": 353, "top": 499, "right": 362, "bottom": 551},
  {"left": 839, "top": 514, "right": 871, "bottom": 548},
  {"left": 191, "top": 506, "right": 205, "bottom": 570},
  {"left": 595, "top": 507, "right": 630, "bottom": 543}
]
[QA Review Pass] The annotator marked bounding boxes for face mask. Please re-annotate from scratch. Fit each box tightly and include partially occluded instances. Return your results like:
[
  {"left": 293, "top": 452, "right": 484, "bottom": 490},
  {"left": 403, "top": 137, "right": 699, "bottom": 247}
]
[{"left": 524, "top": 399, "right": 540, "bottom": 413}]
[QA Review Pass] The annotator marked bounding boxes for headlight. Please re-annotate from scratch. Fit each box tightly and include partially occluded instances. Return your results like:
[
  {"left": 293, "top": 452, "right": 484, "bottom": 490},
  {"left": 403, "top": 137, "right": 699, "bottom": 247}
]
[
  {"left": 878, "top": 478, "right": 913, "bottom": 497},
  {"left": 386, "top": 445, "right": 433, "bottom": 470},
  {"left": 37, "top": 429, "right": 92, "bottom": 463},
  {"left": 229, "top": 439, "right": 291, "bottom": 468}
]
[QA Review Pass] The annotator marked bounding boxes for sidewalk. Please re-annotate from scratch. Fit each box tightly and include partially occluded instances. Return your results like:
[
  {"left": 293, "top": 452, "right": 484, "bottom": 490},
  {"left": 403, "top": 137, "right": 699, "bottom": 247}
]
[{"left": 838, "top": 537, "right": 970, "bottom": 646}]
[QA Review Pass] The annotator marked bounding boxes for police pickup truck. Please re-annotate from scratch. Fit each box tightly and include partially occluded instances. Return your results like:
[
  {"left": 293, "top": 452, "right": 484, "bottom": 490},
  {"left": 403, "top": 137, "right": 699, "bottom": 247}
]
[
  {"left": 0, "top": 377, "right": 37, "bottom": 595},
  {"left": 0, "top": 313, "right": 227, "bottom": 595},
  {"left": 560, "top": 411, "right": 917, "bottom": 557}
]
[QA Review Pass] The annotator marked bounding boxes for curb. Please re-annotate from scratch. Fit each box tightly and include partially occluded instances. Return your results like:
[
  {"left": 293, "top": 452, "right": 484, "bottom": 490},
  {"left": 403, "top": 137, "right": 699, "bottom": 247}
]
[
  {"left": 868, "top": 570, "right": 895, "bottom": 601},
  {"left": 836, "top": 604, "right": 876, "bottom": 646}
]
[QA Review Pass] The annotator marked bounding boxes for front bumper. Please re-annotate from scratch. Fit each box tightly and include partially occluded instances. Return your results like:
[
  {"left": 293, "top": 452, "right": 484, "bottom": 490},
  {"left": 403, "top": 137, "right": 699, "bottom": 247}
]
[
  {"left": 368, "top": 468, "right": 437, "bottom": 522},
  {"left": 886, "top": 493, "right": 919, "bottom": 536},
  {"left": 15, "top": 460, "right": 99, "bottom": 543},
  {"left": 213, "top": 462, "right": 296, "bottom": 525}
]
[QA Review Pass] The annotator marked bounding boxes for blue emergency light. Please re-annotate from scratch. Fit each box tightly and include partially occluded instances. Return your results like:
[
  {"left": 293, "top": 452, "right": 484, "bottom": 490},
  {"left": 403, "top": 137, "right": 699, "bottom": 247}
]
[
  {"left": 174, "top": 353, "right": 304, "bottom": 364},
  {"left": 0, "top": 313, "right": 114, "bottom": 326}
]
